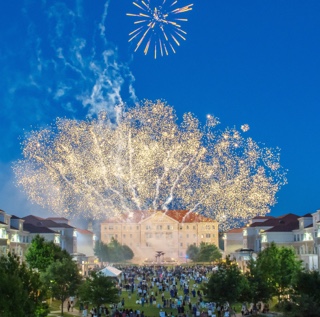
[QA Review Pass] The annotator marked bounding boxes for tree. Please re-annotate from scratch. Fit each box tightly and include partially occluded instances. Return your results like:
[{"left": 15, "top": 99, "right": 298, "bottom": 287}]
[
  {"left": 78, "top": 271, "right": 119, "bottom": 311},
  {"left": 41, "top": 257, "right": 82, "bottom": 316},
  {"left": 94, "top": 239, "right": 134, "bottom": 263},
  {"left": 0, "top": 253, "right": 48, "bottom": 317},
  {"left": 196, "top": 242, "right": 222, "bottom": 262},
  {"left": 122, "top": 244, "right": 134, "bottom": 261},
  {"left": 25, "top": 235, "right": 71, "bottom": 272},
  {"left": 240, "top": 258, "right": 274, "bottom": 309},
  {"left": 203, "top": 256, "right": 246, "bottom": 306},
  {"left": 280, "top": 270, "right": 320, "bottom": 317},
  {"left": 186, "top": 244, "right": 199, "bottom": 261},
  {"left": 94, "top": 240, "right": 110, "bottom": 262},
  {"left": 255, "top": 242, "right": 302, "bottom": 300}
]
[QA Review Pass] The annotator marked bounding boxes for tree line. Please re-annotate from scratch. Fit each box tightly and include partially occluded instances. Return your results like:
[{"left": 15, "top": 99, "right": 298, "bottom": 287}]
[
  {"left": 0, "top": 235, "right": 120, "bottom": 317},
  {"left": 203, "top": 242, "right": 320, "bottom": 317}
]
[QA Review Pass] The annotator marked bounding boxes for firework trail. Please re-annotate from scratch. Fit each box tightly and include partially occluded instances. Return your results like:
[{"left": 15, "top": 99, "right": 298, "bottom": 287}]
[{"left": 14, "top": 101, "right": 287, "bottom": 230}]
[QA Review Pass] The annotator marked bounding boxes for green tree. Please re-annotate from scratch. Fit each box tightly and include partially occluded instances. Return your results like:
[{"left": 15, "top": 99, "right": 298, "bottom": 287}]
[
  {"left": 256, "top": 242, "right": 302, "bottom": 300},
  {"left": 240, "top": 258, "right": 274, "bottom": 309},
  {"left": 94, "top": 240, "right": 110, "bottom": 262},
  {"left": 41, "top": 257, "right": 82, "bottom": 316},
  {"left": 0, "top": 253, "right": 48, "bottom": 317},
  {"left": 197, "top": 242, "right": 222, "bottom": 262},
  {"left": 203, "top": 256, "right": 246, "bottom": 306},
  {"left": 122, "top": 244, "right": 134, "bottom": 260},
  {"left": 78, "top": 271, "right": 119, "bottom": 310},
  {"left": 26, "top": 235, "right": 71, "bottom": 272},
  {"left": 94, "top": 239, "right": 134, "bottom": 263},
  {"left": 280, "top": 270, "right": 320, "bottom": 317},
  {"left": 186, "top": 244, "right": 199, "bottom": 261}
]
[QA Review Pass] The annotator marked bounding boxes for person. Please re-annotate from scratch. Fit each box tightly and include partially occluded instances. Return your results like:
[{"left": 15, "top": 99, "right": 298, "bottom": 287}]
[{"left": 67, "top": 300, "right": 71, "bottom": 312}]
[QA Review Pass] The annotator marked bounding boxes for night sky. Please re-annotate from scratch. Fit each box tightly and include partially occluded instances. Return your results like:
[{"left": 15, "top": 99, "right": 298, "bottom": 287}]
[{"left": 1, "top": 0, "right": 319, "bottom": 219}]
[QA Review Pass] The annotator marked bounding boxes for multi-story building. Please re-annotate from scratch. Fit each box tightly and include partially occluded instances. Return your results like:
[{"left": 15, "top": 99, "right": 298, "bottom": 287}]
[
  {"left": 101, "top": 210, "right": 219, "bottom": 262},
  {"left": 224, "top": 211, "right": 320, "bottom": 271},
  {"left": 23, "top": 215, "right": 77, "bottom": 254},
  {"left": 0, "top": 210, "right": 31, "bottom": 258},
  {"left": 0, "top": 209, "right": 100, "bottom": 265}
]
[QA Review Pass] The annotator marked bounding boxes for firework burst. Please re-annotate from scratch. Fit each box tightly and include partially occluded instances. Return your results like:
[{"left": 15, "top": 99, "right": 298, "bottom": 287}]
[
  {"left": 14, "top": 101, "right": 287, "bottom": 230},
  {"left": 127, "top": 0, "right": 193, "bottom": 58}
]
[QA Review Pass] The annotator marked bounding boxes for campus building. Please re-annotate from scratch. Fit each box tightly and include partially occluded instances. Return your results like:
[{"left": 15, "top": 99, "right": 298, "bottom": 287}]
[
  {"left": 223, "top": 210, "right": 320, "bottom": 270},
  {"left": 100, "top": 210, "right": 219, "bottom": 262},
  {"left": 0, "top": 209, "right": 95, "bottom": 262}
]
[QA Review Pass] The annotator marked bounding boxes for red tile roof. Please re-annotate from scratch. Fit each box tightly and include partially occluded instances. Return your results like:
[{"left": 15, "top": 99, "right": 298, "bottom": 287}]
[
  {"left": 250, "top": 213, "right": 299, "bottom": 228},
  {"left": 227, "top": 227, "right": 245, "bottom": 233},
  {"left": 77, "top": 228, "right": 93, "bottom": 235},
  {"left": 102, "top": 210, "right": 216, "bottom": 224}
]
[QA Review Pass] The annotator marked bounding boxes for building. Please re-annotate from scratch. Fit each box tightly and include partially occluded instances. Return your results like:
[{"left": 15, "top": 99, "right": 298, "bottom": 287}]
[
  {"left": 224, "top": 211, "right": 320, "bottom": 271},
  {"left": 23, "top": 215, "right": 77, "bottom": 254},
  {"left": 0, "top": 211, "right": 30, "bottom": 258},
  {"left": 100, "top": 210, "right": 219, "bottom": 262}
]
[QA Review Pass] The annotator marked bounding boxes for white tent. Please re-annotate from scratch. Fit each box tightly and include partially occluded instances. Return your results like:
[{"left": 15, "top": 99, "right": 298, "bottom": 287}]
[{"left": 99, "top": 266, "right": 122, "bottom": 277}]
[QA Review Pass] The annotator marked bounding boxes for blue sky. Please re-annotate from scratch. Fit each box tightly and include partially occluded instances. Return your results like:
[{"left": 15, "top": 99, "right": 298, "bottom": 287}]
[{"left": 1, "top": 0, "right": 319, "bottom": 218}]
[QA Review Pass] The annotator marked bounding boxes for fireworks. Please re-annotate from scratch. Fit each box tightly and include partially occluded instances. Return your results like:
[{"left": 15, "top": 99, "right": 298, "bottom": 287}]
[
  {"left": 127, "top": 0, "right": 193, "bottom": 58},
  {"left": 14, "top": 101, "right": 287, "bottom": 230},
  {"left": 241, "top": 124, "right": 250, "bottom": 132}
]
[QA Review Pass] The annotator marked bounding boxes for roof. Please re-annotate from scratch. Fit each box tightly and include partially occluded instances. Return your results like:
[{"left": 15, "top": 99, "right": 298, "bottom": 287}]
[
  {"left": 11, "top": 215, "right": 21, "bottom": 219},
  {"left": 301, "top": 213, "right": 313, "bottom": 218},
  {"left": 264, "top": 221, "right": 299, "bottom": 233},
  {"left": 99, "top": 266, "right": 122, "bottom": 277},
  {"left": 250, "top": 213, "right": 299, "bottom": 228},
  {"left": 227, "top": 227, "right": 244, "bottom": 233},
  {"left": 23, "top": 215, "right": 74, "bottom": 229},
  {"left": 46, "top": 217, "right": 68, "bottom": 221},
  {"left": 252, "top": 216, "right": 274, "bottom": 220},
  {"left": 77, "top": 228, "right": 93, "bottom": 235},
  {"left": 23, "top": 223, "right": 57, "bottom": 234},
  {"left": 102, "top": 210, "right": 216, "bottom": 224}
]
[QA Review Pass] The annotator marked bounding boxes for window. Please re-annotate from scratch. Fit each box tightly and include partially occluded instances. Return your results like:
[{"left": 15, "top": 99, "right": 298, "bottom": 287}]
[
  {"left": 146, "top": 225, "right": 152, "bottom": 230},
  {"left": 186, "top": 234, "right": 189, "bottom": 238},
  {"left": 186, "top": 225, "right": 189, "bottom": 229},
  {"left": 201, "top": 234, "right": 204, "bottom": 239},
  {"left": 180, "top": 225, "right": 183, "bottom": 230},
  {"left": 206, "top": 234, "right": 210, "bottom": 238},
  {"left": 212, "top": 225, "right": 215, "bottom": 229},
  {"left": 180, "top": 243, "right": 183, "bottom": 247},
  {"left": 167, "top": 225, "right": 173, "bottom": 230},
  {"left": 193, "top": 234, "right": 196, "bottom": 238},
  {"left": 193, "top": 226, "right": 196, "bottom": 230},
  {"left": 156, "top": 225, "right": 162, "bottom": 230},
  {"left": 130, "top": 234, "right": 132, "bottom": 238},
  {"left": 137, "top": 226, "right": 139, "bottom": 230},
  {"left": 205, "top": 225, "right": 210, "bottom": 230},
  {"left": 123, "top": 234, "right": 126, "bottom": 238},
  {"left": 108, "top": 225, "right": 113, "bottom": 230},
  {"left": 123, "top": 226, "right": 126, "bottom": 230}
]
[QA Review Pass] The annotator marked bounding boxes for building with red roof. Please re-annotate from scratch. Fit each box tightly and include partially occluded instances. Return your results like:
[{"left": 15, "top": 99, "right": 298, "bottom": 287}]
[{"left": 101, "top": 210, "right": 218, "bottom": 263}]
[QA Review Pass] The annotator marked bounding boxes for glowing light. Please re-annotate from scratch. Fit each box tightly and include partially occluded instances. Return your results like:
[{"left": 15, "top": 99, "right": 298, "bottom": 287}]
[
  {"left": 241, "top": 124, "right": 250, "bottom": 132},
  {"left": 127, "top": 0, "right": 193, "bottom": 58},
  {"left": 14, "top": 101, "right": 287, "bottom": 230}
]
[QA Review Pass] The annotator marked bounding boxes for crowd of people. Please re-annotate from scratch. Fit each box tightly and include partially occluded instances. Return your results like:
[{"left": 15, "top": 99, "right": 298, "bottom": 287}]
[{"left": 79, "top": 265, "right": 239, "bottom": 317}]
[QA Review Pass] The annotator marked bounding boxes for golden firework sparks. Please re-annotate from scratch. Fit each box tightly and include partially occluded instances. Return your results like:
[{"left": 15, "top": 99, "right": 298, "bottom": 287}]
[
  {"left": 127, "top": 0, "right": 193, "bottom": 58},
  {"left": 14, "top": 101, "right": 287, "bottom": 230}
]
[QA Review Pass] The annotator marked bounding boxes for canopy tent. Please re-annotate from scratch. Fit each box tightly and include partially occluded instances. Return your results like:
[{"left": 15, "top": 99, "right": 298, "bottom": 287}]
[{"left": 99, "top": 266, "right": 122, "bottom": 277}]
